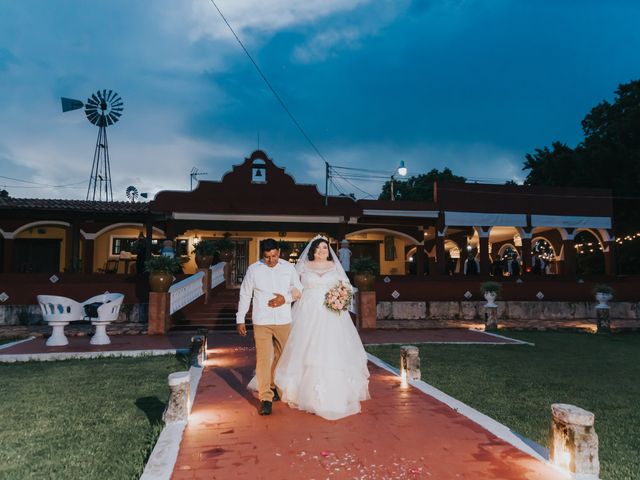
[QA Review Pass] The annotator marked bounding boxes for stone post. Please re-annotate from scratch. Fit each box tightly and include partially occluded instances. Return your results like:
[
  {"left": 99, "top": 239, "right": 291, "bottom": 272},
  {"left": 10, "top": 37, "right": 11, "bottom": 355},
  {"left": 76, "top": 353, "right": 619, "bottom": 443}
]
[
  {"left": 549, "top": 403, "right": 599, "bottom": 480},
  {"left": 596, "top": 308, "right": 610, "bottom": 334},
  {"left": 357, "top": 291, "right": 377, "bottom": 329},
  {"left": 199, "top": 268, "right": 211, "bottom": 304},
  {"left": 190, "top": 335, "right": 205, "bottom": 367},
  {"left": 163, "top": 371, "right": 190, "bottom": 423},
  {"left": 485, "top": 306, "right": 498, "bottom": 330},
  {"left": 148, "top": 292, "right": 170, "bottom": 335},
  {"left": 400, "top": 345, "right": 421, "bottom": 381},
  {"left": 197, "top": 327, "right": 209, "bottom": 356}
]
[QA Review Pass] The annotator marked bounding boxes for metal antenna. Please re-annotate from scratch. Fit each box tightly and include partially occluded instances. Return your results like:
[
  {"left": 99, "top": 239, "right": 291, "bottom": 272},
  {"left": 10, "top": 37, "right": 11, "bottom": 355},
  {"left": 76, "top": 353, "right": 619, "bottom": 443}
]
[{"left": 190, "top": 167, "right": 208, "bottom": 190}]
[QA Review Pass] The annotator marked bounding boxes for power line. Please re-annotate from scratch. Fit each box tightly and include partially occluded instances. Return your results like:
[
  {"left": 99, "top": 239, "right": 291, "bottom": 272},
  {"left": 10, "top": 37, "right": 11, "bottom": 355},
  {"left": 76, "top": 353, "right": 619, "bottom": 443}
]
[
  {"left": 0, "top": 175, "right": 87, "bottom": 189},
  {"left": 209, "top": 0, "right": 329, "bottom": 166}
]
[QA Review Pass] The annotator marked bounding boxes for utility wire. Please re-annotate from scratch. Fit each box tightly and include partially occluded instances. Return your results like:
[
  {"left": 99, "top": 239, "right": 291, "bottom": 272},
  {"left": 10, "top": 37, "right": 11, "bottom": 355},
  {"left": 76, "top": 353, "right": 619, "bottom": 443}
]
[
  {"left": 0, "top": 175, "right": 87, "bottom": 189},
  {"left": 209, "top": 0, "right": 329, "bottom": 166}
]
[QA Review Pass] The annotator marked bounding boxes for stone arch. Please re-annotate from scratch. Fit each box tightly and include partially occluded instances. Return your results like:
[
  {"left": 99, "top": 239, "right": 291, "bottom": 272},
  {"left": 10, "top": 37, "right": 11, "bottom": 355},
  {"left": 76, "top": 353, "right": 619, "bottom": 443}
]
[{"left": 13, "top": 220, "right": 71, "bottom": 236}]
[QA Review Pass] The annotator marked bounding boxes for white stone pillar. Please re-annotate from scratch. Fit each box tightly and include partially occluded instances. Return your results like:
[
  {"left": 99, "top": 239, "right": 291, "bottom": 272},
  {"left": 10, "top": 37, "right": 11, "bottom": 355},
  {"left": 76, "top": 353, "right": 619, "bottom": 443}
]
[
  {"left": 400, "top": 345, "right": 421, "bottom": 381},
  {"left": 550, "top": 403, "right": 600, "bottom": 480},
  {"left": 163, "top": 372, "right": 190, "bottom": 423}
]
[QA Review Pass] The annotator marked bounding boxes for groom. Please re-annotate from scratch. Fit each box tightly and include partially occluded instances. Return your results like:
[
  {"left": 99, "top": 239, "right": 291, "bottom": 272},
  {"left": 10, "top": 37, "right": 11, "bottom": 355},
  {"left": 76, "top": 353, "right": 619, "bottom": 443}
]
[{"left": 236, "top": 238, "right": 302, "bottom": 416}]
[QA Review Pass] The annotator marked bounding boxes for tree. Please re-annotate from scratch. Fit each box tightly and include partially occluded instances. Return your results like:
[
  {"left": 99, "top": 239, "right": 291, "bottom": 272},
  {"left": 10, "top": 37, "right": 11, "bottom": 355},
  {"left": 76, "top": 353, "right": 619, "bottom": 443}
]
[
  {"left": 523, "top": 79, "right": 640, "bottom": 273},
  {"left": 0, "top": 189, "right": 8, "bottom": 198},
  {"left": 378, "top": 168, "right": 466, "bottom": 202}
]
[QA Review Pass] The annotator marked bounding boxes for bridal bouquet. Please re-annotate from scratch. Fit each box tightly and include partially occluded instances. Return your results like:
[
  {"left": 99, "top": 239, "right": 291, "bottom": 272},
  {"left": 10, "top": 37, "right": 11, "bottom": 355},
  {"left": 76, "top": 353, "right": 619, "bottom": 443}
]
[{"left": 324, "top": 281, "right": 353, "bottom": 313}]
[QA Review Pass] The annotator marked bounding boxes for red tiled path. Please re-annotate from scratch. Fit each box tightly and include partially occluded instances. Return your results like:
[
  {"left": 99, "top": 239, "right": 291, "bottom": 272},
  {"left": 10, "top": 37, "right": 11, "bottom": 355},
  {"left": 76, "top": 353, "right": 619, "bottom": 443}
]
[{"left": 172, "top": 337, "right": 566, "bottom": 480}]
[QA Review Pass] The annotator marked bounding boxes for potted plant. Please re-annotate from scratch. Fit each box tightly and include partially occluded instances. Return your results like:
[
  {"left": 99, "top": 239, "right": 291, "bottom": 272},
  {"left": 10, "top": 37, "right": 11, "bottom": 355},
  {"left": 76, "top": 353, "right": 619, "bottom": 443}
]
[
  {"left": 192, "top": 239, "right": 218, "bottom": 268},
  {"left": 351, "top": 257, "right": 379, "bottom": 292},
  {"left": 480, "top": 281, "right": 501, "bottom": 308},
  {"left": 593, "top": 284, "right": 614, "bottom": 309},
  {"left": 144, "top": 256, "right": 185, "bottom": 293},
  {"left": 215, "top": 233, "right": 235, "bottom": 262}
]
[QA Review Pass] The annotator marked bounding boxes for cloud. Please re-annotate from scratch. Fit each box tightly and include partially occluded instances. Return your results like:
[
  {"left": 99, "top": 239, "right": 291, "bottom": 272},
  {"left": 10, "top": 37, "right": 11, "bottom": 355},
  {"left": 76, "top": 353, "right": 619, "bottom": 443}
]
[
  {"left": 186, "top": 0, "right": 371, "bottom": 42},
  {"left": 292, "top": 28, "right": 364, "bottom": 63}
]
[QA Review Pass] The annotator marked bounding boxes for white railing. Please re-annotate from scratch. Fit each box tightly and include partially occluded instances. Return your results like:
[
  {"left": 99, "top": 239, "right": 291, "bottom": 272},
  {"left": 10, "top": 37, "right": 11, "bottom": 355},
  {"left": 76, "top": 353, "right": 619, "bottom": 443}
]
[
  {"left": 169, "top": 271, "right": 205, "bottom": 315},
  {"left": 210, "top": 262, "right": 226, "bottom": 289},
  {"left": 349, "top": 286, "right": 358, "bottom": 314}
]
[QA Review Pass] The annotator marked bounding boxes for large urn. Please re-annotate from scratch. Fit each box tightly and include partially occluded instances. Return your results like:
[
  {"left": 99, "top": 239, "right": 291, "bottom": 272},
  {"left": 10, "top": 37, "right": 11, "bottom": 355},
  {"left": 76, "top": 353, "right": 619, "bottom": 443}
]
[{"left": 148, "top": 271, "right": 173, "bottom": 293}]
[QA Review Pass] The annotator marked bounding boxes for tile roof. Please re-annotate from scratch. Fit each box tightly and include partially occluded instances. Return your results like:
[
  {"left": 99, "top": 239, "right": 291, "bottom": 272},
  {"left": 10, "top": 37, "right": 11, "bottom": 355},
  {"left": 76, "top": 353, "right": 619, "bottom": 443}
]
[{"left": 0, "top": 197, "right": 149, "bottom": 214}]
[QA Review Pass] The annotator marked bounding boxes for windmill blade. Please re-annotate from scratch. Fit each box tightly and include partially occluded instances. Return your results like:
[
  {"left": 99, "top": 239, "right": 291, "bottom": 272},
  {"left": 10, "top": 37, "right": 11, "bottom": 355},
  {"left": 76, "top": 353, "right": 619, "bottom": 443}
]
[
  {"left": 60, "top": 97, "right": 84, "bottom": 112},
  {"left": 111, "top": 108, "right": 123, "bottom": 115},
  {"left": 102, "top": 89, "right": 107, "bottom": 100},
  {"left": 107, "top": 113, "right": 119, "bottom": 124},
  {"left": 90, "top": 93, "right": 100, "bottom": 104},
  {"left": 106, "top": 89, "right": 113, "bottom": 101}
]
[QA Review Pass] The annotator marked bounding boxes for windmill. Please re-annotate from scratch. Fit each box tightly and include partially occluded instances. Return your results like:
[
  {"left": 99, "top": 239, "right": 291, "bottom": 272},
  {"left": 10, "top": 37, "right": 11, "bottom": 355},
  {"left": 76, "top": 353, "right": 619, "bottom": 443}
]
[
  {"left": 61, "top": 90, "right": 124, "bottom": 201},
  {"left": 125, "top": 185, "right": 139, "bottom": 202}
]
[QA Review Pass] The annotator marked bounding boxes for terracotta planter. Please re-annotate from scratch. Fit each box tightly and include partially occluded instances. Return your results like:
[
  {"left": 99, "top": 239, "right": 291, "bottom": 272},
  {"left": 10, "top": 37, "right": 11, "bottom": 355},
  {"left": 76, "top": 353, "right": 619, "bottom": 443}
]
[
  {"left": 195, "top": 254, "right": 214, "bottom": 269},
  {"left": 148, "top": 271, "right": 173, "bottom": 293},
  {"left": 354, "top": 272, "right": 375, "bottom": 292},
  {"left": 219, "top": 250, "right": 234, "bottom": 262}
]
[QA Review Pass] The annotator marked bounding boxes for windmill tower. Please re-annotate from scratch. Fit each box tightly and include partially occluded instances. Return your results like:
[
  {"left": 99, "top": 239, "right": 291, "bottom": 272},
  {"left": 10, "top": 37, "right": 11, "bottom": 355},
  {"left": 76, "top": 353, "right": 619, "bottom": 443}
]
[{"left": 61, "top": 90, "right": 124, "bottom": 201}]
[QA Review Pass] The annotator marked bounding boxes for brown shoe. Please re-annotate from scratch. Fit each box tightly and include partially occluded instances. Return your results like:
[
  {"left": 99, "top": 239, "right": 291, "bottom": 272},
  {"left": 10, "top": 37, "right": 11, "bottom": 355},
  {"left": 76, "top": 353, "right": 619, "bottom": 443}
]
[{"left": 259, "top": 401, "right": 272, "bottom": 416}]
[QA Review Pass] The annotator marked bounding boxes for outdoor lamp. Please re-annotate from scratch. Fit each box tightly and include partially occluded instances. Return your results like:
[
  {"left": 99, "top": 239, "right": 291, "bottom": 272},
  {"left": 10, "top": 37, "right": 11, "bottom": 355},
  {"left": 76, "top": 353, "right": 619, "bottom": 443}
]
[
  {"left": 390, "top": 161, "right": 408, "bottom": 201},
  {"left": 397, "top": 160, "right": 407, "bottom": 176}
]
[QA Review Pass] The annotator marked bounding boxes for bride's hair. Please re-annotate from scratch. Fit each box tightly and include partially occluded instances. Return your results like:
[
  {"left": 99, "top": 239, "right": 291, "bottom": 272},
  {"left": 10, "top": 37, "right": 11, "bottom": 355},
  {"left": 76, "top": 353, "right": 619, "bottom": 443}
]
[{"left": 307, "top": 238, "right": 333, "bottom": 261}]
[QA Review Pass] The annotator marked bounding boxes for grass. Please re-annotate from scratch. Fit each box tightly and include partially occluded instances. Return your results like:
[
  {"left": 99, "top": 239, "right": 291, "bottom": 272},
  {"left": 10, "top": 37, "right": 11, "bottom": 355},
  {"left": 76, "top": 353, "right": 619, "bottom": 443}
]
[
  {"left": 0, "top": 354, "right": 187, "bottom": 480},
  {"left": 366, "top": 332, "right": 640, "bottom": 480}
]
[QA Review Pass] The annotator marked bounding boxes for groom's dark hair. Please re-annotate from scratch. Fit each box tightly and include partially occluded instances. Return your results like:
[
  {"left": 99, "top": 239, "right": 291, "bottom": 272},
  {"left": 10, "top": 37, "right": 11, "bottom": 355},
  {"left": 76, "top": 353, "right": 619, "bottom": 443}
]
[
  {"left": 308, "top": 238, "right": 333, "bottom": 261},
  {"left": 260, "top": 238, "right": 279, "bottom": 253}
]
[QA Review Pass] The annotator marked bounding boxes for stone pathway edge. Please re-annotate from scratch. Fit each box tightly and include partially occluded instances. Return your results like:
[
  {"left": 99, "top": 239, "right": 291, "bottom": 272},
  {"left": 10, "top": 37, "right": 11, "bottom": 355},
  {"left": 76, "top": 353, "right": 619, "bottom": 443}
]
[
  {"left": 0, "top": 336, "right": 36, "bottom": 351},
  {"left": 140, "top": 364, "right": 203, "bottom": 480},
  {"left": 0, "top": 348, "right": 188, "bottom": 363},
  {"left": 366, "top": 352, "right": 567, "bottom": 477}
]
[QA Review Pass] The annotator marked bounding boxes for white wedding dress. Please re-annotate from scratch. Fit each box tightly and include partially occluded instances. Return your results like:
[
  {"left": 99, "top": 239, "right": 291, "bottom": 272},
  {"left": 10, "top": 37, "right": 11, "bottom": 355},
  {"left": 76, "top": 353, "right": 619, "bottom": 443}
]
[{"left": 274, "top": 264, "right": 370, "bottom": 420}]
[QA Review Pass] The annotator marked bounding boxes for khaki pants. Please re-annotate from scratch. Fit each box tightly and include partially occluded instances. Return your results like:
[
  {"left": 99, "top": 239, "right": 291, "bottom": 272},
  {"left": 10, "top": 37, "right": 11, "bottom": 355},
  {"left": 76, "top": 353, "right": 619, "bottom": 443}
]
[{"left": 253, "top": 324, "right": 291, "bottom": 402}]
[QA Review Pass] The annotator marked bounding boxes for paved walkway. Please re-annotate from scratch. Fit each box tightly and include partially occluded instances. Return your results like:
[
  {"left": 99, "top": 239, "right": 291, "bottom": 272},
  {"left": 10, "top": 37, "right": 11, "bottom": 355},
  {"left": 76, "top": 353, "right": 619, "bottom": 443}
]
[{"left": 172, "top": 333, "right": 567, "bottom": 480}]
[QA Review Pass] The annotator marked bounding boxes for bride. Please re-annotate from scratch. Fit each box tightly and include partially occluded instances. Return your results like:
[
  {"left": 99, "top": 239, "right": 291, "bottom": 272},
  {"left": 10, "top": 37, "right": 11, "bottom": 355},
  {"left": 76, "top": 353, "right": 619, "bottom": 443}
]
[{"left": 274, "top": 235, "right": 370, "bottom": 420}]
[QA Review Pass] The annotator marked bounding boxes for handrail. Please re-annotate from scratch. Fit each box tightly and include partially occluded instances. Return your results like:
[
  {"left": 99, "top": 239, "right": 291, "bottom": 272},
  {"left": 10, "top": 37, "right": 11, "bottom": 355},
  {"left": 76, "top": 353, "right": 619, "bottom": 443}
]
[
  {"left": 210, "top": 262, "right": 226, "bottom": 289},
  {"left": 169, "top": 271, "right": 205, "bottom": 315}
]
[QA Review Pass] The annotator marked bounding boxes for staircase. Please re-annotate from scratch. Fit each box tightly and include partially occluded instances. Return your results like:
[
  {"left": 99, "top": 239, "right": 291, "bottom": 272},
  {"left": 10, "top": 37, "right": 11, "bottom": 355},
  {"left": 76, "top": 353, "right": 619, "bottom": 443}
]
[{"left": 171, "top": 287, "right": 251, "bottom": 331}]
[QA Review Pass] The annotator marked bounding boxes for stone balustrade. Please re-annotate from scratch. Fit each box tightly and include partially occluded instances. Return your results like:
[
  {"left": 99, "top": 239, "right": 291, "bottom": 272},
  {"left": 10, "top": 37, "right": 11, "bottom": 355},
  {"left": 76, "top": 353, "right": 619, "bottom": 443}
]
[{"left": 168, "top": 271, "right": 205, "bottom": 315}]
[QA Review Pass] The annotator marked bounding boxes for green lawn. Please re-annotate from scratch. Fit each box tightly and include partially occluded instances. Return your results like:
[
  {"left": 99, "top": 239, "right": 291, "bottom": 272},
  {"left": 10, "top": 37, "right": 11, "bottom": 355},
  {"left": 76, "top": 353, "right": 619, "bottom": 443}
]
[
  {"left": 0, "top": 355, "right": 186, "bottom": 480},
  {"left": 366, "top": 332, "right": 640, "bottom": 480}
]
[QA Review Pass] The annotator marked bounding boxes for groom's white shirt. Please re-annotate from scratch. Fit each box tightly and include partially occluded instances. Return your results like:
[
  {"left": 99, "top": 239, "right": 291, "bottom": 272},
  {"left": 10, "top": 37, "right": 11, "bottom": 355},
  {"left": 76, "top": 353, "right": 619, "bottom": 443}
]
[{"left": 236, "top": 258, "right": 303, "bottom": 325}]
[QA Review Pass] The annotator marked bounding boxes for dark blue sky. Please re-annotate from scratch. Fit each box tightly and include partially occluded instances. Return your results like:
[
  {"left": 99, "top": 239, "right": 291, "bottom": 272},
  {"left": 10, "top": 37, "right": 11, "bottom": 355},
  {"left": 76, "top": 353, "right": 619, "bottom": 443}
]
[{"left": 1, "top": 0, "right": 639, "bottom": 199}]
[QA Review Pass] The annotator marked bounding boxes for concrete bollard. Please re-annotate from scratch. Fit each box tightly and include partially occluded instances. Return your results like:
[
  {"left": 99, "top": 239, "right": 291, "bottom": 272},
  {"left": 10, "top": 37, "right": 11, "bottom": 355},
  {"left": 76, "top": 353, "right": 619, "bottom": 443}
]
[
  {"left": 190, "top": 336, "right": 204, "bottom": 367},
  {"left": 400, "top": 345, "right": 421, "bottom": 381},
  {"left": 549, "top": 403, "right": 600, "bottom": 480},
  {"left": 484, "top": 306, "right": 498, "bottom": 330},
  {"left": 163, "top": 371, "right": 190, "bottom": 423},
  {"left": 196, "top": 328, "right": 209, "bottom": 359}
]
